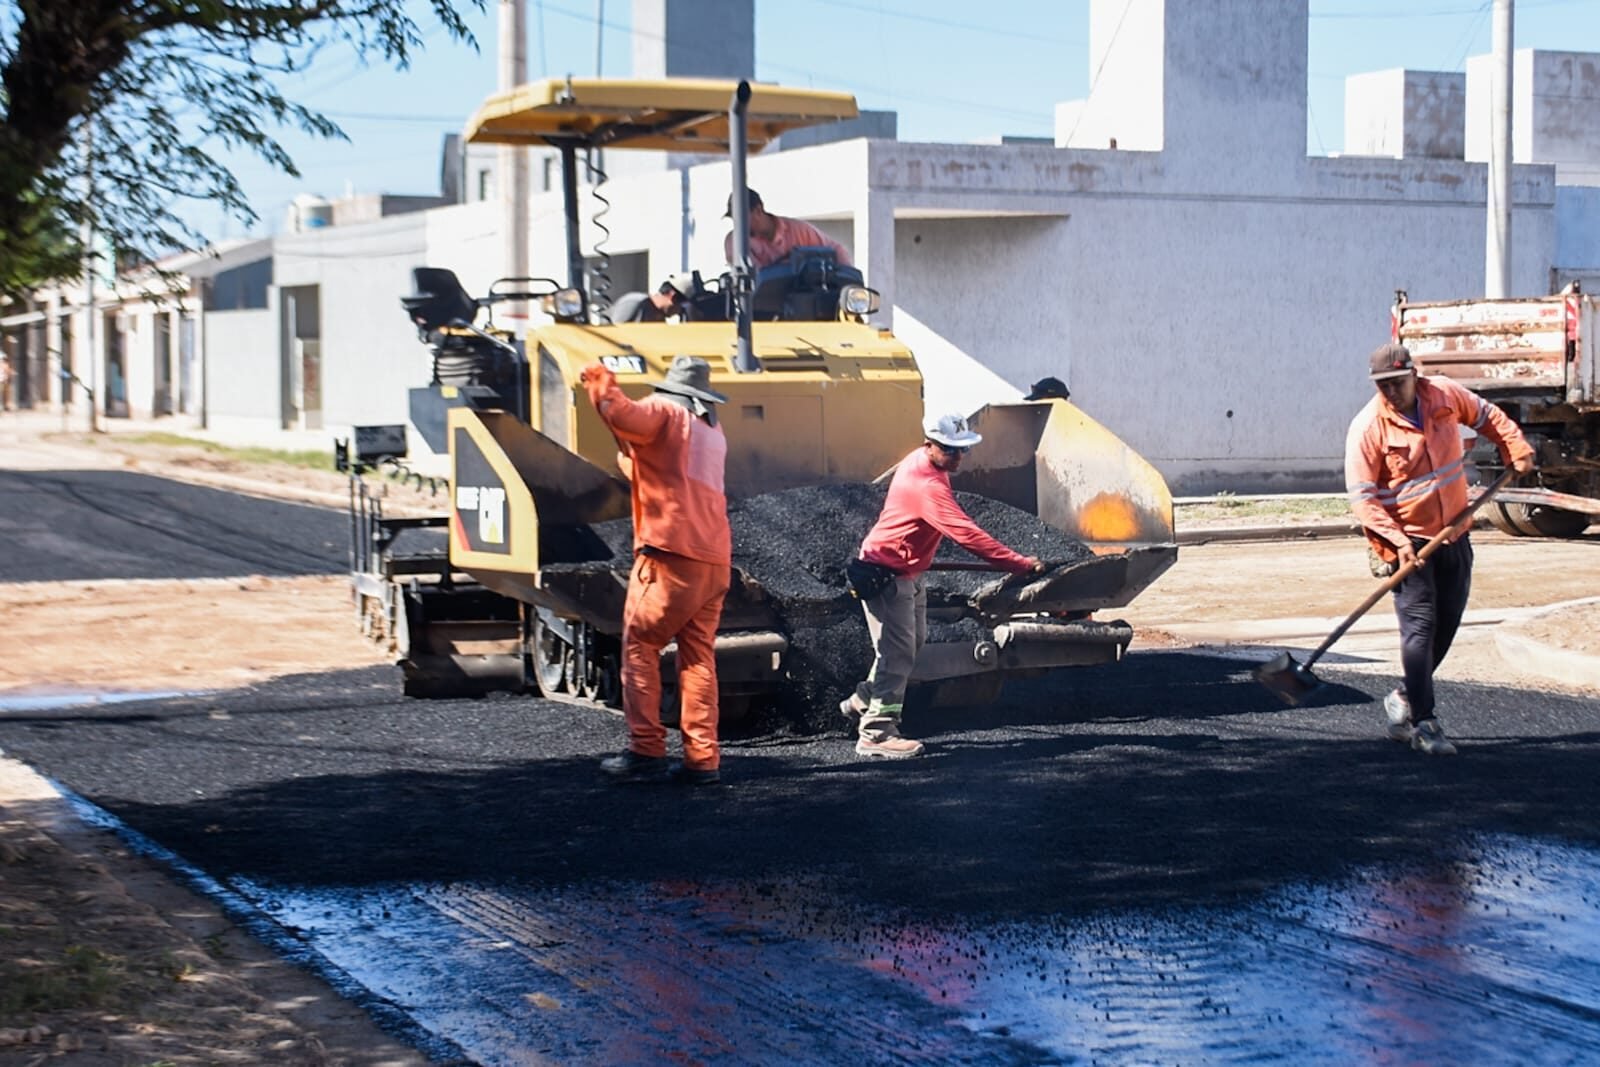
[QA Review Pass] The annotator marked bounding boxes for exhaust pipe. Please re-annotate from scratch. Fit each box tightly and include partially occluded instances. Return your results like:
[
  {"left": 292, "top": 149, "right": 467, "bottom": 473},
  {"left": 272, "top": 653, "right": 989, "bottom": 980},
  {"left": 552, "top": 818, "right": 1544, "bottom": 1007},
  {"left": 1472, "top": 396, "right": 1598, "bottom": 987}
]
[{"left": 728, "top": 80, "right": 760, "bottom": 373}]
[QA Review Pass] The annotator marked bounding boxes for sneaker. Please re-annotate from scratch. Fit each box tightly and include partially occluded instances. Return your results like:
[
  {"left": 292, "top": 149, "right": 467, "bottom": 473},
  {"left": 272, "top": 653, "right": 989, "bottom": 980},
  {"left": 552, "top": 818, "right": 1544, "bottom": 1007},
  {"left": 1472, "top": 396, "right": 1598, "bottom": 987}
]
[
  {"left": 1383, "top": 689, "right": 1413, "bottom": 742},
  {"left": 1410, "top": 719, "right": 1458, "bottom": 757},
  {"left": 599, "top": 750, "right": 669, "bottom": 782},
  {"left": 855, "top": 716, "right": 925, "bottom": 760},
  {"left": 668, "top": 762, "right": 721, "bottom": 787}
]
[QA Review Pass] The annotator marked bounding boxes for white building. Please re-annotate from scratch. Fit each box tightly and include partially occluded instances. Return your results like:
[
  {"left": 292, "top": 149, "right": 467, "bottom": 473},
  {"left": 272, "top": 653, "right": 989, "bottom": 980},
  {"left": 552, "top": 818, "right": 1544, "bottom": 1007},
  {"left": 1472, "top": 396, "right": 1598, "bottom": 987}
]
[{"left": 8, "top": 0, "right": 1600, "bottom": 494}]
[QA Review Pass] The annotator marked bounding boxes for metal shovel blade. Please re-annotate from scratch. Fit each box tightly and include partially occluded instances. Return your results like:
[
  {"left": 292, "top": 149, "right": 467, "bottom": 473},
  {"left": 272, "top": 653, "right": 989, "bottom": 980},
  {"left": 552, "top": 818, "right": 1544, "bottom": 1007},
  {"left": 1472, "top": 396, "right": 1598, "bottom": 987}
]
[{"left": 1254, "top": 650, "right": 1322, "bottom": 706}]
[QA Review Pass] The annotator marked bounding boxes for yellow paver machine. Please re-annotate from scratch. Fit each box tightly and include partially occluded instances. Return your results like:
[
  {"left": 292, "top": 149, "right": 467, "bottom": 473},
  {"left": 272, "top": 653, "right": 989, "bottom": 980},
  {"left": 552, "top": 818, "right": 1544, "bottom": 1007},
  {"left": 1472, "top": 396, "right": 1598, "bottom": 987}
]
[{"left": 344, "top": 77, "right": 1177, "bottom": 723}]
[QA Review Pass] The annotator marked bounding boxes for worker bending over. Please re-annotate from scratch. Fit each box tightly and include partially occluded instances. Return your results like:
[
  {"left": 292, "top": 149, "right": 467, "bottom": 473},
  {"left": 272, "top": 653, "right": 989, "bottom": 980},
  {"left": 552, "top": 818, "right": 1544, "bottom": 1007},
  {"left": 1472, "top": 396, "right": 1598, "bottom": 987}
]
[{"left": 842, "top": 412, "right": 1045, "bottom": 759}]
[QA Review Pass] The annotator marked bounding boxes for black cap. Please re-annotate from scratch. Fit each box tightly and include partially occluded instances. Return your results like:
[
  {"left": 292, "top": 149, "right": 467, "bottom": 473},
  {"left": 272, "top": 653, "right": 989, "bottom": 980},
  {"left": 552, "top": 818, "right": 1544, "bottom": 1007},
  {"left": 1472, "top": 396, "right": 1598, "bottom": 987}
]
[
  {"left": 1369, "top": 343, "right": 1415, "bottom": 380},
  {"left": 723, "top": 188, "right": 763, "bottom": 217},
  {"left": 1023, "top": 376, "right": 1071, "bottom": 401}
]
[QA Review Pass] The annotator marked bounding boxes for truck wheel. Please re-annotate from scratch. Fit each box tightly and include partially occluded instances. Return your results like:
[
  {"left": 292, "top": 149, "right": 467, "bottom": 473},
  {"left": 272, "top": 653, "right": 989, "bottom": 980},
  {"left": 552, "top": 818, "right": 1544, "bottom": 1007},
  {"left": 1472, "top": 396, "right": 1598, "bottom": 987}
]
[
  {"left": 1486, "top": 501, "right": 1527, "bottom": 537},
  {"left": 1490, "top": 501, "right": 1591, "bottom": 538}
]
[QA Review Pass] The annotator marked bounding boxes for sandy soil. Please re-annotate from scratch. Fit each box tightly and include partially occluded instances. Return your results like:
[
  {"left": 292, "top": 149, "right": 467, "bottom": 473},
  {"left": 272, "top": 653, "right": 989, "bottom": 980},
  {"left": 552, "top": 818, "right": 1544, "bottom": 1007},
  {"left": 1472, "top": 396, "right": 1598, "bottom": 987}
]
[{"left": 1, "top": 423, "right": 1596, "bottom": 1060}]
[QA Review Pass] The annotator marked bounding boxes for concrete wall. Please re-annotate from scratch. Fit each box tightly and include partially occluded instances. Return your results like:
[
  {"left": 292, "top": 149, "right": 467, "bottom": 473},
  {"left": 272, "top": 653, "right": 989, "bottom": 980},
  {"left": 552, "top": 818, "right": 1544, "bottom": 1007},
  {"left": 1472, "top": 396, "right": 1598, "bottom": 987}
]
[
  {"left": 203, "top": 308, "right": 277, "bottom": 428},
  {"left": 1469, "top": 49, "right": 1600, "bottom": 186},
  {"left": 1345, "top": 70, "right": 1464, "bottom": 160},
  {"left": 632, "top": 0, "right": 753, "bottom": 80},
  {"left": 857, "top": 132, "right": 1556, "bottom": 493},
  {"left": 1557, "top": 186, "right": 1600, "bottom": 277},
  {"left": 268, "top": 201, "right": 504, "bottom": 438}
]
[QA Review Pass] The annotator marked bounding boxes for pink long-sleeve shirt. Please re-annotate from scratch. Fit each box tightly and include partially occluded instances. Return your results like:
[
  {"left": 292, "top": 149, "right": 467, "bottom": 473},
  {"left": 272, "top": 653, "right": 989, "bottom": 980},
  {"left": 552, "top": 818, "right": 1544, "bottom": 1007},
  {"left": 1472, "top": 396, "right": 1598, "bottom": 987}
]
[
  {"left": 724, "top": 216, "right": 853, "bottom": 271},
  {"left": 858, "top": 446, "right": 1033, "bottom": 576}
]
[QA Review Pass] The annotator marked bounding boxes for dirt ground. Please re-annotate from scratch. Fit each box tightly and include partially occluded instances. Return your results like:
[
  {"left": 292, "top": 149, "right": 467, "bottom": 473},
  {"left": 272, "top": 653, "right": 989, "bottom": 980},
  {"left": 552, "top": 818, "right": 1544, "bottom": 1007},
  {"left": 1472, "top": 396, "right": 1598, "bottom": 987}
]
[{"left": 1, "top": 424, "right": 1597, "bottom": 1062}]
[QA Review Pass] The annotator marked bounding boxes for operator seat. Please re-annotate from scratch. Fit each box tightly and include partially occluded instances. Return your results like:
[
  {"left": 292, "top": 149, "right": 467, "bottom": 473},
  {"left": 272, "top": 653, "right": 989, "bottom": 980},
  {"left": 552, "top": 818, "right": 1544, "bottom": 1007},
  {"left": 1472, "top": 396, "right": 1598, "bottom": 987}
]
[{"left": 402, "top": 267, "right": 478, "bottom": 333}]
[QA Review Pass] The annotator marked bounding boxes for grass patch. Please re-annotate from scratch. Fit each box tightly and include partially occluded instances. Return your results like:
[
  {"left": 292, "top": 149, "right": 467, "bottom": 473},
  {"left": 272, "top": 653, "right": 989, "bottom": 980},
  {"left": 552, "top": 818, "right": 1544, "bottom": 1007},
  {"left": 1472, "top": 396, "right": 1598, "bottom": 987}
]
[
  {"left": 1177, "top": 494, "right": 1351, "bottom": 525},
  {"left": 123, "top": 432, "right": 335, "bottom": 471},
  {"left": 0, "top": 945, "right": 124, "bottom": 1015}
]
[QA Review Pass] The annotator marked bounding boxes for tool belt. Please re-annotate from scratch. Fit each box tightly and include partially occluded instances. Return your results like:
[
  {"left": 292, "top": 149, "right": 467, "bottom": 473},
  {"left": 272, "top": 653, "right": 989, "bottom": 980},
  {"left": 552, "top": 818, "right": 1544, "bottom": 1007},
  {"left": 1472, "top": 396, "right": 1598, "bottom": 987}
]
[{"left": 845, "top": 558, "right": 897, "bottom": 601}]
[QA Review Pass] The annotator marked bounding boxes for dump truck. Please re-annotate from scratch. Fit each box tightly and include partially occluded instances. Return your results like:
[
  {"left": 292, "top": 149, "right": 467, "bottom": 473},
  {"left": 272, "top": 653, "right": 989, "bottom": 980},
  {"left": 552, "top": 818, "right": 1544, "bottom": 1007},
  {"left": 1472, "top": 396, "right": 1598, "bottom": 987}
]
[
  {"left": 1392, "top": 284, "right": 1600, "bottom": 538},
  {"left": 344, "top": 77, "right": 1177, "bottom": 724}
]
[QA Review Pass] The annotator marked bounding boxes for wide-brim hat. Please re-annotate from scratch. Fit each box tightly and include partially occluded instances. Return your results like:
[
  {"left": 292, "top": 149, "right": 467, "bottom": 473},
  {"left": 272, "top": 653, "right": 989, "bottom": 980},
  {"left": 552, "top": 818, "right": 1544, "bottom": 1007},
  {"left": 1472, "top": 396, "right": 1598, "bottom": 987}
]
[
  {"left": 654, "top": 355, "right": 728, "bottom": 404},
  {"left": 1369, "top": 342, "right": 1416, "bottom": 380},
  {"left": 923, "top": 412, "right": 982, "bottom": 448}
]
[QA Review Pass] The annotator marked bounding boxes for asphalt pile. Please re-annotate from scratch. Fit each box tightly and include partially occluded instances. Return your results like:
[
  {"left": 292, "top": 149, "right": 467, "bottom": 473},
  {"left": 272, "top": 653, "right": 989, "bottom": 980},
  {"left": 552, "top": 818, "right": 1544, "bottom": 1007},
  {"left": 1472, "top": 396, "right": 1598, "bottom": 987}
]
[{"left": 542, "top": 482, "right": 1097, "bottom": 732}]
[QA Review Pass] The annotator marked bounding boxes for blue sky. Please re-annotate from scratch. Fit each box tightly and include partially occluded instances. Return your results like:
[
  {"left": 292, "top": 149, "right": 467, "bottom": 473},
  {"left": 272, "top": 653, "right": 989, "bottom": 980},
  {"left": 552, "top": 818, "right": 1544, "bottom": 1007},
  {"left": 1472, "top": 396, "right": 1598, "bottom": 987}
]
[{"left": 202, "top": 0, "right": 1600, "bottom": 241}]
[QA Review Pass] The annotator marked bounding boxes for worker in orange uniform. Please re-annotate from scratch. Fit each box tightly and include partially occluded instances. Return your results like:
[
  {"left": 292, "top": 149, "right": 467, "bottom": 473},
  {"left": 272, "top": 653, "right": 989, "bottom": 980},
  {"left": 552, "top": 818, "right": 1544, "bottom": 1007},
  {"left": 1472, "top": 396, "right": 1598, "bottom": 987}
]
[
  {"left": 1347, "top": 343, "right": 1535, "bottom": 756},
  {"left": 723, "top": 188, "right": 853, "bottom": 272},
  {"left": 580, "top": 356, "right": 732, "bottom": 786},
  {"left": 841, "top": 413, "right": 1046, "bottom": 759}
]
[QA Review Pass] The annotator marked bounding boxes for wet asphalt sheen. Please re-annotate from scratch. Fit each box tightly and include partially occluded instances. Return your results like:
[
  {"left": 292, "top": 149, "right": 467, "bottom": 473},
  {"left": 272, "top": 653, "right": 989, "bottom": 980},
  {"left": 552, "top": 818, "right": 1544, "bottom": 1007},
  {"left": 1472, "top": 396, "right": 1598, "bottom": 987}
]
[
  {"left": 2, "top": 660, "right": 1599, "bottom": 1065},
  {"left": 4, "top": 473, "right": 1600, "bottom": 1063}
]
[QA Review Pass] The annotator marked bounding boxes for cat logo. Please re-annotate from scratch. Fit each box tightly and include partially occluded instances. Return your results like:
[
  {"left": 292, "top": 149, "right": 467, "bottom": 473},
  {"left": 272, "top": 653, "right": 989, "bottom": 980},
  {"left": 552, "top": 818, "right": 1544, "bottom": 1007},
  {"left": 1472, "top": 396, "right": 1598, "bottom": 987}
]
[{"left": 600, "top": 354, "right": 647, "bottom": 374}]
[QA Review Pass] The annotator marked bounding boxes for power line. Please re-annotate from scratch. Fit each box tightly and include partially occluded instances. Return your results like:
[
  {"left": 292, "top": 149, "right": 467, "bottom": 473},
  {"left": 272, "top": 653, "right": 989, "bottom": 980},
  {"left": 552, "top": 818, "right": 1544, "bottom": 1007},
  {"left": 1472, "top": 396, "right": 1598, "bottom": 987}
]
[{"left": 809, "top": 0, "right": 1080, "bottom": 46}]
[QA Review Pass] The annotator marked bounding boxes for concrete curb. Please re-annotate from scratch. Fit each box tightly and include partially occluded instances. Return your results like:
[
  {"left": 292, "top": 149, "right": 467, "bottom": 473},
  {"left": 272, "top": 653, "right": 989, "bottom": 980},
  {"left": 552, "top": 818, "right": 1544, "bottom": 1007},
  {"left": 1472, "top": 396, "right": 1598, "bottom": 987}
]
[
  {"left": 1494, "top": 631, "right": 1600, "bottom": 689},
  {"left": 1175, "top": 521, "right": 1360, "bottom": 545},
  {"left": 1493, "top": 597, "right": 1600, "bottom": 690}
]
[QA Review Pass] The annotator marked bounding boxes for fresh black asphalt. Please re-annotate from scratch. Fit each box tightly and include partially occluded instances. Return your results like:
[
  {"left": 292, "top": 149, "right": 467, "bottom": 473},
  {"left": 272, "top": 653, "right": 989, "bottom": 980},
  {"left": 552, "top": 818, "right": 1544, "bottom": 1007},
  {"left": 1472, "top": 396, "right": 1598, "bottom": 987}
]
[
  {"left": 0, "top": 468, "right": 347, "bottom": 582},
  {"left": 7, "top": 470, "right": 1600, "bottom": 1063}
]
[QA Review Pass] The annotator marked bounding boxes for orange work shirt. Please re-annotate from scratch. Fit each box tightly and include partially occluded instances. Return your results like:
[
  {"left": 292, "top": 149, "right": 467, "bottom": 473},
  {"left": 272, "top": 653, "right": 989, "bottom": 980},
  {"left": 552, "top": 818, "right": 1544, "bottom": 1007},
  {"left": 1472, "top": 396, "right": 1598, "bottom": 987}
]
[
  {"left": 586, "top": 374, "right": 731, "bottom": 566},
  {"left": 1345, "top": 374, "right": 1533, "bottom": 554}
]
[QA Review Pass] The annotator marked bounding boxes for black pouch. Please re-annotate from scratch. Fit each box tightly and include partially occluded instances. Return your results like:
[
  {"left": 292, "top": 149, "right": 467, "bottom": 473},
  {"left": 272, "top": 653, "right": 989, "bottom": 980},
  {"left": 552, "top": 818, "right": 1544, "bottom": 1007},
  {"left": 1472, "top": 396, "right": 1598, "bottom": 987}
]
[{"left": 845, "top": 558, "right": 897, "bottom": 601}]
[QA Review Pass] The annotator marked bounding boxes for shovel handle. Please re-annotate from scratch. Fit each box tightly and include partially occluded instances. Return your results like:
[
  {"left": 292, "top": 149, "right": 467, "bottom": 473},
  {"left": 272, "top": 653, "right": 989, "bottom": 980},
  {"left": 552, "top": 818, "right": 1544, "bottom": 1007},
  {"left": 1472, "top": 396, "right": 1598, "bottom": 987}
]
[
  {"left": 1304, "top": 467, "right": 1516, "bottom": 669},
  {"left": 927, "top": 560, "right": 1010, "bottom": 572}
]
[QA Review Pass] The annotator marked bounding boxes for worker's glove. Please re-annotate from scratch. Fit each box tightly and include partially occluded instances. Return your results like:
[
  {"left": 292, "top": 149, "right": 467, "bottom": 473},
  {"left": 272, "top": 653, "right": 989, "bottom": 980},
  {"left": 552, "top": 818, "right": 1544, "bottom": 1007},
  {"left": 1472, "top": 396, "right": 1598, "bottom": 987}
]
[
  {"left": 578, "top": 363, "right": 616, "bottom": 390},
  {"left": 1367, "top": 545, "right": 1396, "bottom": 579}
]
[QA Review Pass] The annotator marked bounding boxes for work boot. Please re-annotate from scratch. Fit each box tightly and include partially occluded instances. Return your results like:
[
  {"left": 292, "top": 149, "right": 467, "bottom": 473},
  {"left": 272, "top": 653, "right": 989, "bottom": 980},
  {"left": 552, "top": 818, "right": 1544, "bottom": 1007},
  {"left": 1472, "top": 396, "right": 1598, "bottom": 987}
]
[
  {"left": 1410, "top": 718, "right": 1458, "bottom": 757},
  {"left": 599, "top": 749, "right": 669, "bottom": 782},
  {"left": 668, "top": 761, "right": 722, "bottom": 787},
  {"left": 1383, "top": 689, "right": 1413, "bottom": 742},
  {"left": 855, "top": 716, "right": 924, "bottom": 760},
  {"left": 838, "top": 693, "right": 868, "bottom": 727}
]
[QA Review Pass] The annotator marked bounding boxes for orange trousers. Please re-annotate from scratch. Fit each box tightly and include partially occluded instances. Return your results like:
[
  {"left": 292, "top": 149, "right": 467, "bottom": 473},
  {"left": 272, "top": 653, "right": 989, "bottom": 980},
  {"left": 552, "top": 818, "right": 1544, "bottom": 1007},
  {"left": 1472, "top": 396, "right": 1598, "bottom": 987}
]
[{"left": 621, "top": 550, "right": 729, "bottom": 769}]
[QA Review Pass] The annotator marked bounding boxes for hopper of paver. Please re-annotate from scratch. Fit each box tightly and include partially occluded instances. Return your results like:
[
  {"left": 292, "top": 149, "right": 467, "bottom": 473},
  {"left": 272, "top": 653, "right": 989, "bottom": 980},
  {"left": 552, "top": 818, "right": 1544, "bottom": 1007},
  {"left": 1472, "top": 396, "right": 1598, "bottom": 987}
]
[{"left": 951, "top": 396, "right": 1177, "bottom": 619}]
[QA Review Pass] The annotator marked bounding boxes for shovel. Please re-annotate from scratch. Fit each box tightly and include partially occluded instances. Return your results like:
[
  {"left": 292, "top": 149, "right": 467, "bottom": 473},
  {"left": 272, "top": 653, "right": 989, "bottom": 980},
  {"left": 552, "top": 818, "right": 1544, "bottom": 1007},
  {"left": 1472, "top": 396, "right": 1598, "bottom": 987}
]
[{"left": 1254, "top": 467, "right": 1516, "bottom": 706}]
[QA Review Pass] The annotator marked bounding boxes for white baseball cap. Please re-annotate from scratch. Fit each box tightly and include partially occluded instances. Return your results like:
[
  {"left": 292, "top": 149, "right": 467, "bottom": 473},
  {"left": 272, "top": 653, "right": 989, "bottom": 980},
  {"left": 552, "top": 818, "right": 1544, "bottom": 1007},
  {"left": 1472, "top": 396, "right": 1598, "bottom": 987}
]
[{"left": 923, "top": 412, "right": 982, "bottom": 449}]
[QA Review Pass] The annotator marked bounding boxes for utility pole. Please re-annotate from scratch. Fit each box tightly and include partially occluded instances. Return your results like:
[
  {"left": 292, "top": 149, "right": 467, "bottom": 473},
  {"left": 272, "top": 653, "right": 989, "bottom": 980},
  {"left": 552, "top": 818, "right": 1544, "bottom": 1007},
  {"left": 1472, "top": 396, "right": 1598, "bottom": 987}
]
[
  {"left": 499, "top": 0, "right": 530, "bottom": 321},
  {"left": 82, "top": 123, "right": 100, "bottom": 433},
  {"left": 1486, "top": 0, "right": 1514, "bottom": 298}
]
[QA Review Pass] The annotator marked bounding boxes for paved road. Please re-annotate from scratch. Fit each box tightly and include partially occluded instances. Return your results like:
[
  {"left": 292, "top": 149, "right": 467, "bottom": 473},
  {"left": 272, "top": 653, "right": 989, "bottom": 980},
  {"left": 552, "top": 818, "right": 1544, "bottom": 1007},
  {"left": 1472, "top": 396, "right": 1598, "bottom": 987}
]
[
  {"left": 5, "top": 474, "right": 1600, "bottom": 1063},
  {"left": 0, "top": 468, "right": 347, "bottom": 582}
]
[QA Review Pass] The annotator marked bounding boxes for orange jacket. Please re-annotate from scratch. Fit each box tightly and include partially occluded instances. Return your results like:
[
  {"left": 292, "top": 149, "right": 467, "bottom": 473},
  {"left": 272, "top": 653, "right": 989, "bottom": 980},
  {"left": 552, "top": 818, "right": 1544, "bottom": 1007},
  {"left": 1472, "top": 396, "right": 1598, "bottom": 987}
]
[
  {"left": 583, "top": 366, "right": 731, "bottom": 566},
  {"left": 1345, "top": 375, "right": 1533, "bottom": 557}
]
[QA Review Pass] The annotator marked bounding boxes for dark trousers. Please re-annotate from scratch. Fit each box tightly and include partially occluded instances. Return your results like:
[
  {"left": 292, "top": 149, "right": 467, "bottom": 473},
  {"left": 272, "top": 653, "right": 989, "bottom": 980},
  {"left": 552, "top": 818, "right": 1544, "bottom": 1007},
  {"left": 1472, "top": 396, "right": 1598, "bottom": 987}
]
[{"left": 1390, "top": 534, "right": 1473, "bottom": 721}]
